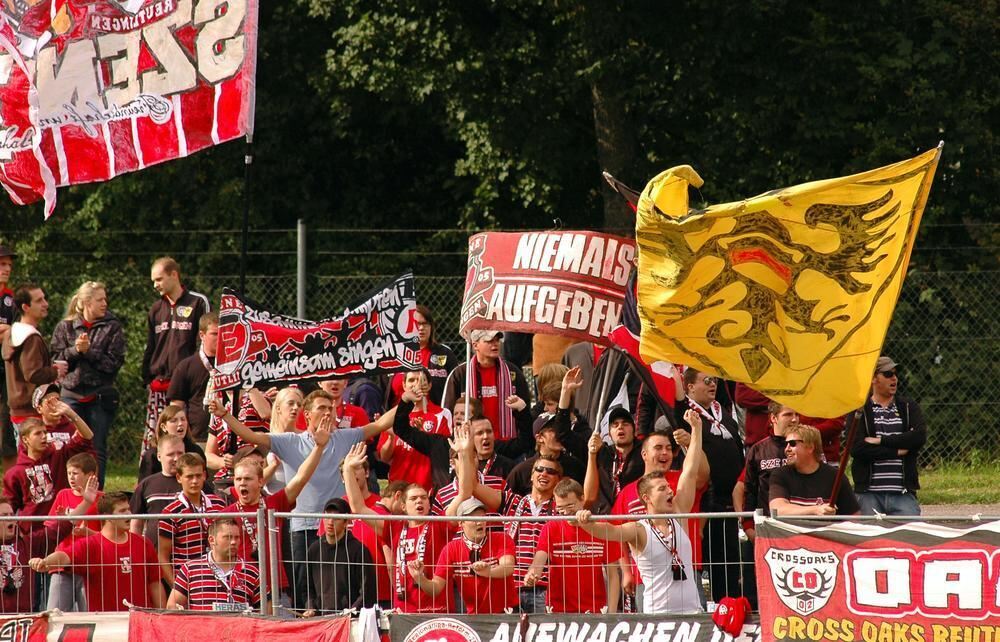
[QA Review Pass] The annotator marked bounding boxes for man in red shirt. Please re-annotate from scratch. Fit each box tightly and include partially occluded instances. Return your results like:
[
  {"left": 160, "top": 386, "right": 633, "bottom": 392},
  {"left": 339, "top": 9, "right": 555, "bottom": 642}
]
[
  {"left": 31, "top": 491, "right": 164, "bottom": 611},
  {"left": 343, "top": 442, "right": 452, "bottom": 613},
  {"left": 377, "top": 369, "right": 451, "bottom": 491},
  {"left": 223, "top": 421, "right": 329, "bottom": 596},
  {"left": 457, "top": 422, "right": 560, "bottom": 613},
  {"left": 410, "top": 497, "right": 516, "bottom": 614},
  {"left": 525, "top": 479, "right": 622, "bottom": 613}
]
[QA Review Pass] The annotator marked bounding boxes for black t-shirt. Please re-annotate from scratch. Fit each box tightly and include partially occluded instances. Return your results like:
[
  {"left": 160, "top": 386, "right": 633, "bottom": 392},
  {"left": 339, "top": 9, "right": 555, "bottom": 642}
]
[
  {"left": 130, "top": 469, "right": 215, "bottom": 542},
  {"left": 166, "top": 354, "right": 210, "bottom": 440},
  {"left": 769, "top": 463, "right": 860, "bottom": 515}
]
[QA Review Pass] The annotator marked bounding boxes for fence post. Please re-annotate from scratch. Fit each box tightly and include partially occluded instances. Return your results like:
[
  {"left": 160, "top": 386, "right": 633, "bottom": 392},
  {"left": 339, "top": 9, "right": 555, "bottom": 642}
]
[
  {"left": 257, "top": 504, "right": 269, "bottom": 615},
  {"left": 297, "top": 219, "right": 307, "bottom": 318},
  {"left": 267, "top": 509, "right": 281, "bottom": 613}
]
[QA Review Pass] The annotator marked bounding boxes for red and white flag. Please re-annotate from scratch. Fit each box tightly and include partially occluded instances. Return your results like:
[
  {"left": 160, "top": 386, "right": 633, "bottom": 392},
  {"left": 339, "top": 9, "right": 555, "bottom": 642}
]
[{"left": 0, "top": 0, "right": 258, "bottom": 217}]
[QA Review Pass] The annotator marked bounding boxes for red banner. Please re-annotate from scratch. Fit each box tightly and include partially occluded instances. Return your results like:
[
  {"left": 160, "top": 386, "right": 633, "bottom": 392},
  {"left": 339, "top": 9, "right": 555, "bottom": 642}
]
[
  {"left": 0, "top": 614, "right": 47, "bottom": 641},
  {"left": 461, "top": 231, "right": 635, "bottom": 345},
  {"left": 127, "top": 611, "right": 350, "bottom": 642},
  {"left": 0, "top": 0, "right": 258, "bottom": 216},
  {"left": 756, "top": 517, "right": 1000, "bottom": 641},
  {"left": 214, "top": 273, "right": 420, "bottom": 390}
]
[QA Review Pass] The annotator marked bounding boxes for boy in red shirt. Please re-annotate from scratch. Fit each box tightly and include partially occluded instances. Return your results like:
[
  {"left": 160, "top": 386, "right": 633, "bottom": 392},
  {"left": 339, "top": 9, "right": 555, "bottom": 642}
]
[
  {"left": 44, "top": 453, "right": 102, "bottom": 611},
  {"left": 343, "top": 442, "right": 452, "bottom": 613},
  {"left": 30, "top": 491, "right": 164, "bottom": 610},
  {"left": 410, "top": 497, "right": 517, "bottom": 614},
  {"left": 525, "top": 479, "right": 622, "bottom": 613}
]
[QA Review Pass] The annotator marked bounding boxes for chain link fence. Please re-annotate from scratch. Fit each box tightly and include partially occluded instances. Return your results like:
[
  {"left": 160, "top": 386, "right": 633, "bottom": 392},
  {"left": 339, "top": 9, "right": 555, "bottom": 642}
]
[{"left": 24, "top": 270, "right": 1000, "bottom": 470}]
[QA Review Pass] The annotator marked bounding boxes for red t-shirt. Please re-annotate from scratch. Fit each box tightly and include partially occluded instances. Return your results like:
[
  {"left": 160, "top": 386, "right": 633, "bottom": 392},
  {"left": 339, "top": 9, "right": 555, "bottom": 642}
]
[
  {"left": 391, "top": 522, "right": 452, "bottom": 613},
  {"left": 377, "top": 402, "right": 451, "bottom": 491},
  {"left": 46, "top": 488, "right": 103, "bottom": 555},
  {"left": 67, "top": 532, "right": 161, "bottom": 610},
  {"left": 538, "top": 520, "right": 622, "bottom": 613},
  {"left": 223, "top": 490, "right": 292, "bottom": 587},
  {"left": 434, "top": 531, "right": 517, "bottom": 614},
  {"left": 477, "top": 367, "right": 501, "bottom": 433}
]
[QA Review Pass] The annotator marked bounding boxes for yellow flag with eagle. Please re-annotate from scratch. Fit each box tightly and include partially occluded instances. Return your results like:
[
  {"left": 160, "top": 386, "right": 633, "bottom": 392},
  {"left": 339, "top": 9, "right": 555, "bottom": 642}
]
[{"left": 635, "top": 146, "right": 941, "bottom": 418}]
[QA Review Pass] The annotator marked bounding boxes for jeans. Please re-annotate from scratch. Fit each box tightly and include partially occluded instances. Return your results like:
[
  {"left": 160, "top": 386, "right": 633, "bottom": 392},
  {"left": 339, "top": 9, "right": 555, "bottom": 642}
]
[
  {"left": 702, "top": 515, "right": 742, "bottom": 603},
  {"left": 47, "top": 573, "right": 87, "bottom": 612},
  {"left": 290, "top": 529, "right": 319, "bottom": 610},
  {"left": 858, "top": 491, "right": 921, "bottom": 516},
  {"left": 64, "top": 393, "right": 118, "bottom": 486},
  {"left": 519, "top": 586, "right": 547, "bottom": 613}
]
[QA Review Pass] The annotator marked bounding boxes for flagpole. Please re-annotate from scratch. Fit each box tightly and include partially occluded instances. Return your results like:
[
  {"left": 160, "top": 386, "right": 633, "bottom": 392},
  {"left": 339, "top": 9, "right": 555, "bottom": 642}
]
[
  {"left": 593, "top": 355, "right": 615, "bottom": 433},
  {"left": 464, "top": 342, "right": 472, "bottom": 422},
  {"left": 240, "top": 134, "right": 253, "bottom": 295},
  {"left": 828, "top": 411, "right": 860, "bottom": 506}
]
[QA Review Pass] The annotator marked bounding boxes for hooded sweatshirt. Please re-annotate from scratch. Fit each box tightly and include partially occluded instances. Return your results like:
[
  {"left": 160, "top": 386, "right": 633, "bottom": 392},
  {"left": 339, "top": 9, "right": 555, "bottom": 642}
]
[
  {"left": 2, "top": 321, "right": 58, "bottom": 416},
  {"left": 1, "top": 433, "right": 92, "bottom": 529}
]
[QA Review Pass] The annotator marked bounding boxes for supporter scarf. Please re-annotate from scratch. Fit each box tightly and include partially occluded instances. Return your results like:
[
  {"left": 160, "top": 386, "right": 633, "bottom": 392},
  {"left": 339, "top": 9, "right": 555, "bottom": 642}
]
[
  {"left": 686, "top": 398, "right": 735, "bottom": 440},
  {"left": 505, "top": 494, "right": 552, "bottom": 540},
  {"left": 469, "top": 357, "right": 516, "bottom": 441},
  {"left": 395, "top": 523, "right": 429, "bottom": 600}
]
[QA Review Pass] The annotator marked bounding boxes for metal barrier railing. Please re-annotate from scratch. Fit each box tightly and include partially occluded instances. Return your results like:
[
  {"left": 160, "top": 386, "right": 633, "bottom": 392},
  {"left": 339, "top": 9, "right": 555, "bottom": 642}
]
[{"left": 5, "top": 509, "right": 993, "bottom": 616}]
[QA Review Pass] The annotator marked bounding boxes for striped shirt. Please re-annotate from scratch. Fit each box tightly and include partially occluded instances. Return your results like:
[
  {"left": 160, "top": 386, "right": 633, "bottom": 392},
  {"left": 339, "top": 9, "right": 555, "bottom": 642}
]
[
  {"left": 174, "top": 554, "right": 261, "bottom": 611},
  {"left": 432, "top": 473, "right": 505, "bottom": 515},
  {"left": 158, "top": 492, "right": 225, "bottom": 574},
  {"left": 498, "top": 489, "right": 555, "bottom": 587},
  {"left": 869, "top": 401, "right": 905, "bottom": 492}
]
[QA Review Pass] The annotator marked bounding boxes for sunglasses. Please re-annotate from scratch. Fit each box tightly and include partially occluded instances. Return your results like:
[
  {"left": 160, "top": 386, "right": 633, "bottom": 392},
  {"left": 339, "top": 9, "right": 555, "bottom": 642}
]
[
  {"left": 880, "top": 370, "right": 897, "bottom": 378},
  {"left": 534, "top": 465, "right": 560, "bottom": 476},
  {"left": 700, "top": 376, "right": 715, "bottom": 385},
  {"left": 785, "top": 439, "right": 801, "bottom": 447}
]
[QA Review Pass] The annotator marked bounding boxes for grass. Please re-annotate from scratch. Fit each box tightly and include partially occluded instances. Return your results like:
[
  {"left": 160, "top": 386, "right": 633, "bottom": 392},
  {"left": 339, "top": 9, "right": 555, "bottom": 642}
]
[
  {"left": 916, "top": 461, "right": 1000, "bottom": 505},
  {"left": 105, "top": 461, "right": 140, "bottom": 493}
]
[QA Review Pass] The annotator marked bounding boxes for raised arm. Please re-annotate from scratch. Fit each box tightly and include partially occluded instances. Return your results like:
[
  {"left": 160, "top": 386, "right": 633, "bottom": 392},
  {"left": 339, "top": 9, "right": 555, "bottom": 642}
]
[
  {"left": 582, "top": 432, "right": 603, "bottom": 508},
  {"left": 455, "top": 422, "right": 501, "bottom": 511},
  {"left": 360, "top": 398, "right": 402, "bottom": 441},
  {"left": 284, "top": 422, "right": 330, "bottom": 505},
  {"left": 53, "top": 400, "right": 94, "bottom": 441},
  {"left": 209, "top": 397, "right": 270, "bottom": 450},
  {"left": 342, "top": 443, "right": 385, "bottom": 535},
  {"left": 674, "top": 409, "right": 704, "bottom": 514}
]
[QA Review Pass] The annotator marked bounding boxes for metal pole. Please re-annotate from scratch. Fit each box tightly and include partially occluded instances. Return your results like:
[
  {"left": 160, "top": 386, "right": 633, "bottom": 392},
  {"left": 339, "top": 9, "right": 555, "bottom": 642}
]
[
  {"left": 593, "top": 360, "right": 616, "bottom": 433},
  {"left": 256, "top": 504, "right": 268, "bottom": 615},
  {"left": 297, "top": 218, "right": 306, "bottom": 318},
  {"left": 267, "top": 508, "right": 281, "bottom": 613},
  {"left": 464, "top": 341, "right": 471, "bottom": 421},
  {"left": 239, "top": 136, "right": 253, "bottom": 295}
]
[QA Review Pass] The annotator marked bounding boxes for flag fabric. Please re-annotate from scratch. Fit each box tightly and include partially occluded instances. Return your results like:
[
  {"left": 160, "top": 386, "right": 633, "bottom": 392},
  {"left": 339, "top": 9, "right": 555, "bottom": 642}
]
[
  {"left": 460, "top": 231, "right": 635, "bottom": 346},
  {"left": 608, "top": 268, "right": 679, "bottom": 411},
  {"left": 213, "top": 273, "right": 420, "bottom": 391},
  {"left": 0, "top": 0, "right": 259, "bottom": 217},
  {"left": 634, "top": 147, "right": 941, "bottom": 419}
]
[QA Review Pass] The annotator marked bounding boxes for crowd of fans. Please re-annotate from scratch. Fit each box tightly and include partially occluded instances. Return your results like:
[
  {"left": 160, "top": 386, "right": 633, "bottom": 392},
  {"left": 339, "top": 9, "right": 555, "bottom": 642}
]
[{"left": 0, "top": 250, "right": 927, "bottom": 615}]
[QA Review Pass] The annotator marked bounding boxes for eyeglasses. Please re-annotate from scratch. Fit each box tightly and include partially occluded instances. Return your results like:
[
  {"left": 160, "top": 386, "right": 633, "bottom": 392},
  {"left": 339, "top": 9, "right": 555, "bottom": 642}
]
[
  {"left": 700, "top": 376, "right": 715, "bottom": 385},
  {"left": 533, "top": 465, "right": 560, "bottom": 476},
  {"left": 785, "top": 439, "right": 801, "bottom": 447},
  {"left": 880, "top": 370, "right": 897, "bottom": 378}
]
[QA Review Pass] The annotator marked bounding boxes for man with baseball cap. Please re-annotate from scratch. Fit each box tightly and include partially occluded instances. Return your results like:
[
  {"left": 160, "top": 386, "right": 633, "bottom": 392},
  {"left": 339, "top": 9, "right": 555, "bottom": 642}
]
[
  {"left": 847, "top": 356, "right": 926, "bottom": 516},
  {"left": 504, "top": 411, "right": 585, "bottom": 494},
  {"left": 0, "top": 244, "right": 16, "bottom": 463},
  {"left": 32, "top": 383, "right": 83, "bottom": 450},
  {"left": 409, "top": 496, "right": 517, "bottom": 613},
  {"left": 442, "top": 329, "right": 532, "bottom": 458}
]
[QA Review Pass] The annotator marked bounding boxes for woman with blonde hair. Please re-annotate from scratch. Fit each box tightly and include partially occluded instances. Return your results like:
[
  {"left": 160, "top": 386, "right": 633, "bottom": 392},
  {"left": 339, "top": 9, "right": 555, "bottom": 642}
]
[
  {"left": 264, "top": 386, "right": 303, "bottom": 494},
  {"left": 50, "top": 281, "right": 125, "bottom": 486}
]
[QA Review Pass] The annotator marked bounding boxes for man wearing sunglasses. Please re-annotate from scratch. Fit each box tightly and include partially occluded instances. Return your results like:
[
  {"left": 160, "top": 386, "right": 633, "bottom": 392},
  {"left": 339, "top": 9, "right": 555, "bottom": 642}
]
[
  {"left": 847, "top": 356, "right": 926, "bottom": 516},
  {"left": 770, "top": 425, "right": 860, "bottom": 516},
  {"left": 457, "top": 425, "right": 561, "bottom": 613}
]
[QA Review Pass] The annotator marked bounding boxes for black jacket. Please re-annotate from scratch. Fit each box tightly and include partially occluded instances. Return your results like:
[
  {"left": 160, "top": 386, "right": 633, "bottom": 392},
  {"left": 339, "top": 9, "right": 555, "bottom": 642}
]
[
  {"left": 848, "top": 395, "right": 926, "bottom": 493},
  {"left": 141, "top": 288, "right": 210, "bottom": 384},
  {"left": 50, "top": 313, "right": 126, "bottom": 395}
]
